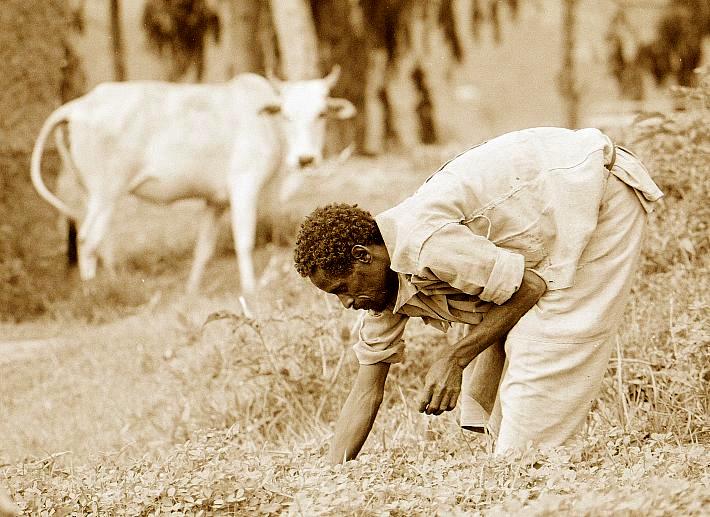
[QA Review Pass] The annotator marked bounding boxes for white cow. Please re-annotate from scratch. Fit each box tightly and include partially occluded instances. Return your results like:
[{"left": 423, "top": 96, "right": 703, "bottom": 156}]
[{"left": 31, "top": 67, "right": 355, "bottom": 294}]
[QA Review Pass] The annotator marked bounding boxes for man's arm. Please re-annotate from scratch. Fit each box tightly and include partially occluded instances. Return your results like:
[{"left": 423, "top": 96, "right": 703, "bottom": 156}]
[
  {"left": 418, "top": 269, "right": 546, "bottom": 414},
  {"left": 329, "top": 362, "right": 390, "bottom": 464}
]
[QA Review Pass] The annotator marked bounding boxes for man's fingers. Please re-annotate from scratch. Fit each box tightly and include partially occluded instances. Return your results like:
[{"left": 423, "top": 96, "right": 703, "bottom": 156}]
[
  {"left": 447, "top": 390, "right": 460, "bottom": 411},
  {"left": 426, "top": 387, "right": 445, "bottom": 414},
  {"left": 424, "top": 390, "right": 460, "bottom": 416},
  {"left": 437, "top": 392, "right": 451, "bottom": 414},
  {"left": 418, "top": 384, "right": 434, "bottom": 413}
]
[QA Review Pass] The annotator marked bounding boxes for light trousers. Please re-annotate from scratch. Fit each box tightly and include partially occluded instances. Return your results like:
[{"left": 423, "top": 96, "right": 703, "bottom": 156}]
[{"left": 459, "top": 172, "right": 647, "bottom": 452}]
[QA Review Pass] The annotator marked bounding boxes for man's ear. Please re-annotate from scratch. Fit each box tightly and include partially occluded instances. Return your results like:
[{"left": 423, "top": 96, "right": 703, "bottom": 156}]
[{"left": 351, "top": 245, "right": 372, "bottom": 263}]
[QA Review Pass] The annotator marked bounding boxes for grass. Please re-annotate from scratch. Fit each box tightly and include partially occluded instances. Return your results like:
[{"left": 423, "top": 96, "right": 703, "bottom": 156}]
[{"left": 1, "top": 97, "right": 708, "bottom": 514}]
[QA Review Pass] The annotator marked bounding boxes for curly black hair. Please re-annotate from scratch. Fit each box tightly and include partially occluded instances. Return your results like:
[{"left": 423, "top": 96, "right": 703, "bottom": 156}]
[{"left": 293, "top": 203, "right": 384, "bottom": 277}]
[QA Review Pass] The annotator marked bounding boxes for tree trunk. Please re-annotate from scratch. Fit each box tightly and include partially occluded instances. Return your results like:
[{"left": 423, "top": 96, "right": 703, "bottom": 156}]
[
  {"left": 417, "top": 1, "right": 455, "bottom": 142},
  {"left": 269, "top": 0, "right": 318, "bottom": 79},
  {"left": 195, "top": 50, "right": 205, "bottom": 82},
  {"left": 258, "top": 2, "right": 278, "bottom": 76},
  {"left": 227, "top": 0, "right": 263, "bottom": 76},
  {"left": 452, "top": 0, "right": 475, "bottom": 63},
  {"left": 385, "top": 48, "right": 421, "bottom": 148},
  {"left": 310, "top": 0, "right": 367, "bottom": 155},
  {"left": 362, "top": 47, "right": 388, "bottom": 154},
  {"left": 109, "top": 0, "right": 127, "bottom": 81},
  {"left": 560, "top": 0, "right": 579, "bottom": 128},
  {"left": 60, "top": 29, "right": 87, "bottom": 268},
  {"left": 385, "top": 3, "right": 450, "bottom": 149}
]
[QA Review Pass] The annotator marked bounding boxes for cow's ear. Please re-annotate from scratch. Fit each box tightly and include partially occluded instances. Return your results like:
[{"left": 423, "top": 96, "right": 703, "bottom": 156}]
[
  {"left": 327, "top": 98, "right": 356, "bottom": 120},
  {"left": 259, "top": 103, "right": 282, "bottom": 116}
]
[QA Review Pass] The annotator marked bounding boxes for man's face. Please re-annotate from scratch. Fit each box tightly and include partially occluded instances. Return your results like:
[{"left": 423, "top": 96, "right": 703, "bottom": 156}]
[{"left": 309, "top": 245, "right": 396, "bottom": 313}]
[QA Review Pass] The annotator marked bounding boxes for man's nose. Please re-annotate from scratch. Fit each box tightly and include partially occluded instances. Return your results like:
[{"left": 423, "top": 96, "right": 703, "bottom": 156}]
[{"left": 337, "top": 294, "right": 354, "bottom": 309}]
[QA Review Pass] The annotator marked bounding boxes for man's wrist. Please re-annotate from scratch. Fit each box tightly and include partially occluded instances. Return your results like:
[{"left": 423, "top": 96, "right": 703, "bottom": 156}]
[{"left": 439, "top": 350, "right": 468, "bottom": 369}]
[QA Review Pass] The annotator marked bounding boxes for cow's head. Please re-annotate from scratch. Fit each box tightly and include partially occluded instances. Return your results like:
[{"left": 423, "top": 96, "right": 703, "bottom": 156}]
[{"left": 260, "top": 65, "right": 356, "bottom": 169}]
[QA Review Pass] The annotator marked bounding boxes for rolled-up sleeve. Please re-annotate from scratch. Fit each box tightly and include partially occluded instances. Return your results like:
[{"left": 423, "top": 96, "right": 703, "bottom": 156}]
[
  {"left": 352, "top": 310, "right": 409, "bottom": 365},
  {"left": 418, "top": 222, "right": 525, "bottom": 305}
]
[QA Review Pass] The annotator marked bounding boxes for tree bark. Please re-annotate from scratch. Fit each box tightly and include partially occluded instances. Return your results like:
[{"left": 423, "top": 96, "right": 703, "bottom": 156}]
[
  {"left": 109, "top": 0, "right": 126, "bottom": 81},
  {"left": 227, "top": 0, "right": 263, "bottom": 76},
  {"left": 385, "top": 48, "right": 420, "bottom": 149},
  {"left": 258, "top": 2, "right": 278, "bottom": 76},
  {"left": 310, "top": 1, "right": 367, "bottom": 154},
  {"left": 452, "top": 0, "right": 475, "bottom": 63},
  {"left": 109, "top": 0, "right": 127, "bottom": 81},
  {"left": 385, "top": 3, "right": 452, "bottom": 148},
  {"left": 418, "top": 1, "right": 455, "bottom": 142},
  {"left": 560, "top": 0, "right": 579, "bottom": 128},
  {"left": 269, "top": 0, "right": 318, "bottom": 79},
  {"left": 60, "top": 24, "right": 87, "bottom": 268},
  {"left": 363, "top": 47, "right": 388, "bottom": 155}
]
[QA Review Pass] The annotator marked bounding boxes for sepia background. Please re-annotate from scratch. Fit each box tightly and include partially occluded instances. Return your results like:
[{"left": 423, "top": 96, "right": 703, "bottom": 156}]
[{"left": 0, "top": 1, "right": 708, "bottom": 515}]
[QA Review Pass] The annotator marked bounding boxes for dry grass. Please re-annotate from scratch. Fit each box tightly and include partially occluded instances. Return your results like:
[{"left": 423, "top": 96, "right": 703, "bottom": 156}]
[
  {"left": 1, "top": 92, "right": 708, "bottom": 514},
  {"left": 1, "top": 252, "right": 707, "bottom": 514}
]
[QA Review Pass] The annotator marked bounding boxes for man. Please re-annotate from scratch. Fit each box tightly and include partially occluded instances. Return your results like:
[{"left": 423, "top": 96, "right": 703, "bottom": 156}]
[{"left": 293, "top": 127, "right": 663, "bottom": 464}]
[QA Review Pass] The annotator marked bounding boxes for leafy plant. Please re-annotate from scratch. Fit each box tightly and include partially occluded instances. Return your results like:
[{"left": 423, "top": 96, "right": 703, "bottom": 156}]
[{"left": 142, "top": 0, "right": 220, "bottom": 81}]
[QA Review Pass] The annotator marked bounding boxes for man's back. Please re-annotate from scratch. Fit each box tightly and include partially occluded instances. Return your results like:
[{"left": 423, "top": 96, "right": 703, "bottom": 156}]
[{"left": 377, "top": 127, "right": 619, "bottom": 292}]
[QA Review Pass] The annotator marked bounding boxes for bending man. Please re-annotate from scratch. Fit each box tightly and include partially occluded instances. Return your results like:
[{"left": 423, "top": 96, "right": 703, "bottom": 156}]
[{"left": 293, "top": 127, "right": 663, "bottom": 463}]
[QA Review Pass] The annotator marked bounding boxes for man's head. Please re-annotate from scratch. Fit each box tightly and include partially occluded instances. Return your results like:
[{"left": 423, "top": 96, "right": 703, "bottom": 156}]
[{"left": 294, "top": 203, "right": 397, "bottom": 312}]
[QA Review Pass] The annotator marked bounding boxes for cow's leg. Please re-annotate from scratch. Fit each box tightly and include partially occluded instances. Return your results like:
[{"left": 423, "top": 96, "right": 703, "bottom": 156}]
[
  {"left": 70, "top": 216, "right": 116, "bottom": 277},
  {"left": 77, "top": 196, "right": 115, "bottom": 281},
  {"left": 186, "top": 203, "right": 225, "bottom": 294},
  {"left": 67, "top": 218, "right": 78, "bottom": 267},
  {"left": 229, "top": 177, "right": 260, "bottom": 294},
  {"left": 98, "top": 232, "right": 117, "bottom": 278}
]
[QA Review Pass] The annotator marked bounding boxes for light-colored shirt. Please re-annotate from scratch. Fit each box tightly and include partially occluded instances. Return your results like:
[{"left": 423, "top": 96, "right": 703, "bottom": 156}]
[{"left": 353, "top": 127, "right": 663, "bottom": 365}]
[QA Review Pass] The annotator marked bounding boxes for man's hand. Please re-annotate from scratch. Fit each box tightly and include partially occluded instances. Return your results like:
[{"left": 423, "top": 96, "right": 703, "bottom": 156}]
[
  {"left": 417, "top": 356, "right": 463, "bottom": 415},
  {"left": 416, "top": 270, "right": 546, "bottom": 417},
  {"left": 329, "top": 363, "right": 390, "bottom": 464}
]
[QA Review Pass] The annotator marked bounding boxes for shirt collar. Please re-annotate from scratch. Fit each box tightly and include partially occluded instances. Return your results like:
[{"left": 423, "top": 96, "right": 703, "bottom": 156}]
[
  {"left": 376, "top": 207, "right": 421, "bottom": 313},
  {"left": 392, "top": 273, "right": 417, "bottom": 313}
]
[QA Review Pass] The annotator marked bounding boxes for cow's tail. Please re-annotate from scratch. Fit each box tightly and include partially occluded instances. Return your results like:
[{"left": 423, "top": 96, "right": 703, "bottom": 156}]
[
  {"left": 30, "top": 105, "right": 81, "bottom": 220},
  {"left": 52, "top": 112, "right": 85, "bottom": 266}
]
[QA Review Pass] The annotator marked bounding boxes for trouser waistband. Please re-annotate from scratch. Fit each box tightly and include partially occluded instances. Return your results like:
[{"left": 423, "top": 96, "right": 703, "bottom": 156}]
[{"left": 605, "top": 143, "right": 617, "bottom": 171}]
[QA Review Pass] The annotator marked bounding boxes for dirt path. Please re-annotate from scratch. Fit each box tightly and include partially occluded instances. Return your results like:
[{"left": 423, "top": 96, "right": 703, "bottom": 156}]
[{"left": 0, "top": 337, "right": 66, "bottom": 367}]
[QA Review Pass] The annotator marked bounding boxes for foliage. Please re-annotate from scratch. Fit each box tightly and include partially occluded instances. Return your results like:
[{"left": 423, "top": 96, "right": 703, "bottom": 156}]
[
  {"left": 3, "top": 427, "right": 708, "bottom": 515},
  {"left": 0, "top": 152, "right": 65, "bottom": 321},
  {"left": 2, "top": 271, "right": 708, "bottom": 514},
  {"left": 607, "top": 0, "right": 710, "bottom": 98},
  {"left": 142, "top": 0, "right": 221, "bottom": 81},
  {"left": 0, "top": 0, "right": 66, "bottom": 153},
  {"left": 631, "top": 68, "right": 709, "bottom": 273},
  {"left": 358, "top": 0, "right": 519, "bottom": 61}
]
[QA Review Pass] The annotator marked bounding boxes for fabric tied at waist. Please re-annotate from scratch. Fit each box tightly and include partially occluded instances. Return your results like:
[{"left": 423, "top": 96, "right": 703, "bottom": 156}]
[
  {"left": 609, "top": 146, "right": 664, "bottom": 213},
  {"left": 605, "top": 143, "right": 616, "bottom": 171}
]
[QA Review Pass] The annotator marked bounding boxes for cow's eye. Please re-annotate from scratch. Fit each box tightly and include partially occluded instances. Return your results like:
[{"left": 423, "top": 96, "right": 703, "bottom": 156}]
[
  {"left": 259, "top": 104, "right": 282, "bottom": 116},
  {"left": 318, "top": 111, "right": 328, "bottom": 119}
]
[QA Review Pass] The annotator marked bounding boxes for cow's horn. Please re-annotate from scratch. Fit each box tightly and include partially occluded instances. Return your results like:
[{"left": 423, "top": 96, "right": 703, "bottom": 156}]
[{"left": 324, "top": 64, "right": 341, "bottom": 89}]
